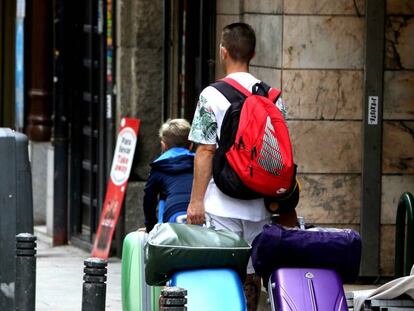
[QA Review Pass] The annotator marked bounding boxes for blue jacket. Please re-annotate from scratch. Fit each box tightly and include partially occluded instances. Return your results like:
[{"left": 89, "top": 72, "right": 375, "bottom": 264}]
[{"left": 143, "top": 147, "right": 194, "bottom": 232}]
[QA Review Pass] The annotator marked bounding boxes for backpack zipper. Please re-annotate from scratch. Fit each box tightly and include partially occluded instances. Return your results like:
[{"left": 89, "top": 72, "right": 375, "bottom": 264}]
[
  {"left": 238, "top": 137, "right": 245, "bottom": 150},
  {"left": 249, "top": 165, "right": 253, "bottom": 177}
]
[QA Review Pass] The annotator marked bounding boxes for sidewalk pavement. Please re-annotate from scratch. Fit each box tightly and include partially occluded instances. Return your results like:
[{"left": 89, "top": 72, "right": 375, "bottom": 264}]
[{"left": 35, "top": 227, "right": 122, "bottom": 311}]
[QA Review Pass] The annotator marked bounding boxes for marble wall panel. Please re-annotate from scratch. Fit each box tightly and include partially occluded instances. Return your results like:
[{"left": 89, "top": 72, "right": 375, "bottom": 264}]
[
  {"left": 381, "top": 175, "right": 414, "bottom": 224},
  {"left": 245, "top": 14, "right": 283, "bottom": 68},
  {"left": 284, "top": 0, "right": 365, "bottom": 15},
  {"left": 283, "top": 70, "right": 363, "bottom": 120},
  {"left": 296, "top": 174, "right": 361, "bottom": 224},
  {"left": 289, "top": 121, "right": 362, "bottom": 173},
  {"left": 385, "top": 17, "right": 414, "bottom": 69},
  {"left": 283, "top": 16, "right": 364, "bottom": 69},
  {"left": 387, "top": 0, "right": 414, "bottom": 15},
  {"left": 384, "top": 71, "right": 414, "bottom": 120},
  {"left": 217, "top": 0, "right": 242, "bottom": 14},
  {"left": 380, "top": 225, "right": 395, "bottom": 276},
  {"left": 250, "top": 66, "right": 281, "bottom": 89},
  {"left": 383, "top": 121, "right": 414, "bottom": 174},
  {"left": 244, "top": 0, "right": 283, "bottom": 14}
]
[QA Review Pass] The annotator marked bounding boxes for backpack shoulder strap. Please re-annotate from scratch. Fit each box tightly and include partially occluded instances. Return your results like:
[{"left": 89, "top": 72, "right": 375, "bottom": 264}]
[
  {"left": 221, "top": 77, "right": 252, "bottom": 97},
  {"left": 258, "top": 81, "right": 281, "bottom": 103},
  {"left": 268, "top": 88, "right": 282, "bottom": 103},
  {"left": 210, "top": 80, "right": 247, "bottom": 105}
]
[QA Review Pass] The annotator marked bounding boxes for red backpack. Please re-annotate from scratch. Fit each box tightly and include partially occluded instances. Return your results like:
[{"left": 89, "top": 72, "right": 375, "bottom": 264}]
[{"left": 211, "top": 77, "right": 296, "bottom": 200}]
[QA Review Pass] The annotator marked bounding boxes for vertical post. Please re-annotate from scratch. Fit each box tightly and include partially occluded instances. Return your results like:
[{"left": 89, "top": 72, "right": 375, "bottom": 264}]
[
  {"left": 14, "top": 0, "right": 25, "bottom": 131},
  {"left": 0, "top": 0, "right": 17, "bottom": 128},
  {"left": 162, "top": 0, "right": 171, "bottom": 121},
  {"left": 159, "top": 287, "right": 187, "bottom": 311},
  {"left": 15, "top": 233, "right": 37, "bottom": 311},
  {"left": 360, "top": 0, "right": 385, "bottom": 277},
  {"left": 0, "top": 129, "right": 33, "bottom": 309},
  {"left": 82, "top": 258, "right": 107, "bottom": 311},
  {"left": 98, "top": 0, "right": 106, "bottom": 219},
  {"left": 52, "top": 0, "right": 68, "bottom": 246},
  {"left": 105, "top": 0, "right": 115, "bottom": 189}
]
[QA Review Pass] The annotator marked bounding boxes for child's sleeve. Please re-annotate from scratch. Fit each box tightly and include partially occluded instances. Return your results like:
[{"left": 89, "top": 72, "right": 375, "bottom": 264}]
[{"left": 143, "top": 170, "right": 161, "bottom": 232}]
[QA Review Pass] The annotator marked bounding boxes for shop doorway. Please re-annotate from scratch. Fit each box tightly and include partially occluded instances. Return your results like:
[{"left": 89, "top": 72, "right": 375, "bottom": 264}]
[{"left": 163, "top": 0, "right": 216, "bottom": 121}]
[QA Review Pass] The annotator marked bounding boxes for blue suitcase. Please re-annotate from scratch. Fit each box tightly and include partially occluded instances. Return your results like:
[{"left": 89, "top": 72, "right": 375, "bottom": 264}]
[{"left": 169, "top": 268, "right": 246, "bottom": 310}]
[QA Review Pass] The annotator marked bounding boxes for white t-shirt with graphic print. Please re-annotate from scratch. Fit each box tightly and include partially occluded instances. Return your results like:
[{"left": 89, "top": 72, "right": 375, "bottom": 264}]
[{"left": 188, "top": 72, "right": 286, "bottom": 221}]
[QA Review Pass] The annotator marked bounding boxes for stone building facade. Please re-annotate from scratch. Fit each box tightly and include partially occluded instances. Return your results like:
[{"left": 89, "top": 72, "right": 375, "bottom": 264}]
[{"left": 119, "top": 0, "right": 414, "bottom": 276}]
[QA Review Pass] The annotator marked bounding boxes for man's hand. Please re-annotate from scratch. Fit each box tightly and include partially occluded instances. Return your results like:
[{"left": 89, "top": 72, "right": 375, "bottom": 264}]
[{"left": 187, "top": 200, "right": 205, "bottom": 225}]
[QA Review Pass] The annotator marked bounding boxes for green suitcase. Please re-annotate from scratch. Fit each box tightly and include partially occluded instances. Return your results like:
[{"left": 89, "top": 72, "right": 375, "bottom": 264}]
[{"left": 121, "top": 231, "right": 161, "bottom": 311}]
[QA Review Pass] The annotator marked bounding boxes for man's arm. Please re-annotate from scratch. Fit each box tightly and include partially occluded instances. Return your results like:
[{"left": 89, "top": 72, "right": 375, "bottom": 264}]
[{"left": 187, "top": 143, "right": 216, "bottom": 224}]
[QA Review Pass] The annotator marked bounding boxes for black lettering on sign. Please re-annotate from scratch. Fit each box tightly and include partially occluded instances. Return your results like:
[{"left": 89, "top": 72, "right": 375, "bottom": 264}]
[{"left": 368, "top": 96, "right": 379, "bottom": 125}]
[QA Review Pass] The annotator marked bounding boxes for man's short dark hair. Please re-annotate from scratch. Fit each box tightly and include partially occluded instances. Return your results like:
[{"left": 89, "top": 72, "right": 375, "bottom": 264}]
[{"left": 221, "top": 23, "right": 256, "bottom": 63}]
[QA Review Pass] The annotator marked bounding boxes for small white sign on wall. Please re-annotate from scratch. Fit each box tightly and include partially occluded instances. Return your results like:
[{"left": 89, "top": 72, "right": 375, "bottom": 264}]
[{"left": 368, "top": 96, "right": 379, "bottom": 125}]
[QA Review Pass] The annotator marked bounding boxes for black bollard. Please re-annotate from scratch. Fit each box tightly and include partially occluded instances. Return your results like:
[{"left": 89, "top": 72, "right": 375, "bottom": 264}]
[
  {"left": 15, "top": 233, "right": 37, "bottom": 311},
  {"left": 159, "top": 286, "right": 187, "bottom": 311},
  {"left": 81, "top": 257, "right": 107, "bottom": 311}
]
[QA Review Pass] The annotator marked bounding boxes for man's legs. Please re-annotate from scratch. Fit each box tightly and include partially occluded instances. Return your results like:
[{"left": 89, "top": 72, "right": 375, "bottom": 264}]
[
  {"left": 243, "top": 273, "right": 262, "bottom": 311},
  {"left": 207, "top": 213, "right": 269, "bottom": 311},
  {"left": 241, "top": 218, "right": 269, "bottom": 310}
]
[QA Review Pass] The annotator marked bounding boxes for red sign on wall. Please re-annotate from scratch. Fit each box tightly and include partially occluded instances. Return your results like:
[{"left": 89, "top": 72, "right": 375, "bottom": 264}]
[{"left": 92, "top": 117, "right": 140, "bottom": 259}]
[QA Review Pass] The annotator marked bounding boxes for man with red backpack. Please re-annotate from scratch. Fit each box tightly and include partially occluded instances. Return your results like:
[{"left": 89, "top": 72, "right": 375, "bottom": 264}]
[{"left": 187, "top": 22, "right": 299, "bottom": 310}]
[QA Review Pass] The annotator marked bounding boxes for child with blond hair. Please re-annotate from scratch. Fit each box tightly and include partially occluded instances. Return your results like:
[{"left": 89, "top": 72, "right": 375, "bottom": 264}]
[{"left": 143, "top": 119, "right": 194, "bottom": 232}]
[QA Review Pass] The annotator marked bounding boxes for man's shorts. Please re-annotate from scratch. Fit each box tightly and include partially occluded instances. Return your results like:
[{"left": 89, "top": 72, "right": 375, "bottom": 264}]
[{"left": 206, "top": 213, "right": 270, "bottom": 274}]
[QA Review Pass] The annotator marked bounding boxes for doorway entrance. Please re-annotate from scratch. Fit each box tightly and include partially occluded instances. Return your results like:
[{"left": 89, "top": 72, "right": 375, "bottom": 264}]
[{"left": 163, "top": 0, "right": 216, "bottom": 120}]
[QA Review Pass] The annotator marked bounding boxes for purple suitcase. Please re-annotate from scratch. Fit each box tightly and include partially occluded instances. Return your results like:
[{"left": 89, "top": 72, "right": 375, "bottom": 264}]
[{"left": 268, "top": 268, "right": 348, "bottom": 311}]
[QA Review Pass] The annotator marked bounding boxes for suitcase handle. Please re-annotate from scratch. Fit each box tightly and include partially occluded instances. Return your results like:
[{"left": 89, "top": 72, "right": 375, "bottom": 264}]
[{"left": 175, "top": 215, "right": 212, "bottom": 229}]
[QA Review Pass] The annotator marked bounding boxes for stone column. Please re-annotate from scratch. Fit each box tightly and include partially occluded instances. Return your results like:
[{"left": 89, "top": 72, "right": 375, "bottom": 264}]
[
  {"left": 117, "top": 0, "right": 164, "bottom": 180},
  {"left": 117, "top": 0, "right": 164, "bottom": 232}
]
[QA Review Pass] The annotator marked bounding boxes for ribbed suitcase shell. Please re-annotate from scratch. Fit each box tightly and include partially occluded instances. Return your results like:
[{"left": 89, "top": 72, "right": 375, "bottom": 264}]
[
  {"left": 121, "top": 231, "right": 161, "bottom": 311},
  {"left": 268, "top": 268, "right": 348, "bottom": 311}
]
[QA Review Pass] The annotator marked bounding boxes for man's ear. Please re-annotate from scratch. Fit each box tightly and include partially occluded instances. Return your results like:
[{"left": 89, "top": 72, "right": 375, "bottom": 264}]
[
  {"left": 220, "top": 45, "right": 228, "bottom": 61},
  {"left": 251, "top": 51, "right": 256, "bottom": 60}
]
